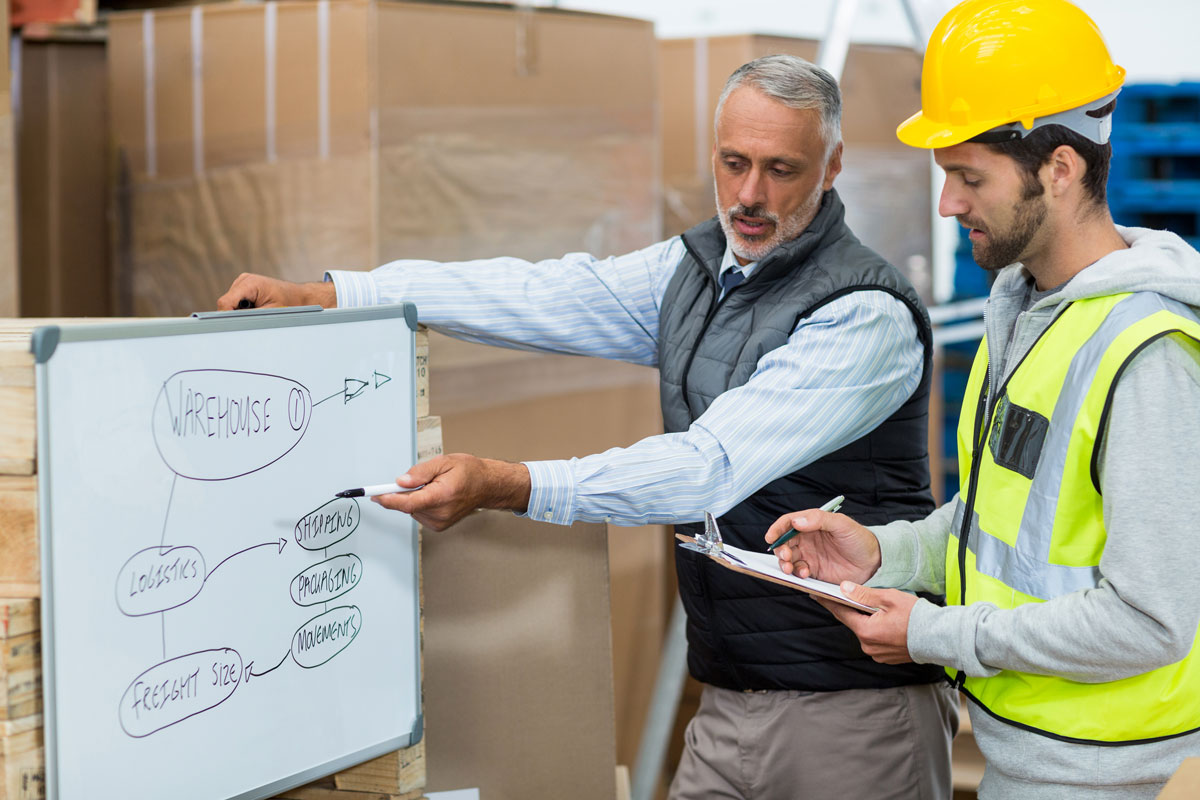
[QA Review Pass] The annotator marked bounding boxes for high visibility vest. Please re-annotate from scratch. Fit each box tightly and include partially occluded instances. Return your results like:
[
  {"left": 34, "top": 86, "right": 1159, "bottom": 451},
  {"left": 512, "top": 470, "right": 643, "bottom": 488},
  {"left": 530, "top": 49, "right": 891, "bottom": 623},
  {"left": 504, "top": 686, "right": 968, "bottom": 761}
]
[{"left": 951, "top": 291, "right": 1200, "bottom": 743}]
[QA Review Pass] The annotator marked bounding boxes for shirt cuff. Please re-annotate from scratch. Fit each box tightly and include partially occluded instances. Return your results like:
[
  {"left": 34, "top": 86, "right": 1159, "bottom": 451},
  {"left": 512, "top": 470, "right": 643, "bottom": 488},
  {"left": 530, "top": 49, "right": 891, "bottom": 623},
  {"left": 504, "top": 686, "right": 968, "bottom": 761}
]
[
  {"left": 325, "top": 270, "right": 380, "bottom": 308},
  {"left": 521, "top": 460, "right": 577, "bottom": 526},
  {"left": 865, "top": 521, "right": 920, "bottom": 589}
]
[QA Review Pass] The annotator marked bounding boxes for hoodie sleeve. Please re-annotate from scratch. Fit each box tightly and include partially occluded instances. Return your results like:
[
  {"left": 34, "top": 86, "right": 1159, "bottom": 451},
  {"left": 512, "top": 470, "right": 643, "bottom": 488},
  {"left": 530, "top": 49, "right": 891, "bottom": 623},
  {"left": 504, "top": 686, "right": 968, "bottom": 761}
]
[
  {"left": 906, "top": 334, "right": 1200, "bottom": 680},
  {"left": 866, "top": 499, "right": 956, "bottom": 594}
]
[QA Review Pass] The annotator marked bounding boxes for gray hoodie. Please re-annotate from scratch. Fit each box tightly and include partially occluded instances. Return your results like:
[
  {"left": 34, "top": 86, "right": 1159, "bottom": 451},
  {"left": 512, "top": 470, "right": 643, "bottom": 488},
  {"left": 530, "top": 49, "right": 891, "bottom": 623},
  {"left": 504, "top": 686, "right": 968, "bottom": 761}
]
[{"left": 868, "top": 227, "right": 1200, "bottom": 799}]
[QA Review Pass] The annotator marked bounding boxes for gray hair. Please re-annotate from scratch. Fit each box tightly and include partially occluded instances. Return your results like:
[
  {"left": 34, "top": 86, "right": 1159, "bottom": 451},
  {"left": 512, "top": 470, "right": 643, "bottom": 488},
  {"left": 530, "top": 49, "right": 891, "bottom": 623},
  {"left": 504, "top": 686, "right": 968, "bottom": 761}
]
[{"left": 714, "top": 54, "right": 843, "bottom": 156}]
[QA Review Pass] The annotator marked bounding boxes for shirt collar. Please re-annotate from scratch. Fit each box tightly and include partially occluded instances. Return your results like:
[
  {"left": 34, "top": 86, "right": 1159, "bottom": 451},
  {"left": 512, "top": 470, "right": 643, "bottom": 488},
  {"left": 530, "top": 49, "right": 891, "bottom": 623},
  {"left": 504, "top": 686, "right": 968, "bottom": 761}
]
[{"left": 719, "top": 244, "right": 757, "bottom": 281}]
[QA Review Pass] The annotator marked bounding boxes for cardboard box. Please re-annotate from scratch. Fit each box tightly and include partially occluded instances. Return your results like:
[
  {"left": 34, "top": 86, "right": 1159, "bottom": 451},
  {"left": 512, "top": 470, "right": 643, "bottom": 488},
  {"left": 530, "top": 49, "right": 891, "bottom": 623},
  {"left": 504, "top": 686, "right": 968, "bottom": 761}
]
[
  {"left": 658, "top": 35, "right": 931, "bottom": 298},
  {"left": 427, "top": 332, "right": 665, "bottom": 795},
  {"left": 1160, "top": 758, "right": 1200, "bottom": 799},
  {"left": 107, "top": 0, "right": 658, "bottom": 317},
  {"left": 10, "top": 0, "right": 95, "bottom": 27},
  {"left": 0, "top": 0, "right": 16, "bottom": 319},
  {"left": 16, "top": 25, "right": 110, "bottom": 318}
]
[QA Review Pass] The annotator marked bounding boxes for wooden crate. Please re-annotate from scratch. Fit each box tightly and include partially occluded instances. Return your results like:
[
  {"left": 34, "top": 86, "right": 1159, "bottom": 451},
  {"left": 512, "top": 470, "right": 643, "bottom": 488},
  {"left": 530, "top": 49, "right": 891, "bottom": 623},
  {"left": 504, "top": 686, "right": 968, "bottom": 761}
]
[
  {"left": 0, "top": 717, "right": 44, "bottom": 800},
  {"left": 0, "top": 320, "right": 434, "bottom": 799},
  {"left": 0, "top": 599, "right": 40, "bottom": 800}
]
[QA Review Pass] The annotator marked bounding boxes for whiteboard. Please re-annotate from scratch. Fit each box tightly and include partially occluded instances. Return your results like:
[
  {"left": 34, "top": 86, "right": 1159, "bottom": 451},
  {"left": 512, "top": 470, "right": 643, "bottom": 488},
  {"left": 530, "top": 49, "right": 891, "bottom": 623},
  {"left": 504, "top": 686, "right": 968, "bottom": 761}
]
[{"left": 33, "top": 305, "right": 422, "bottom": 800}]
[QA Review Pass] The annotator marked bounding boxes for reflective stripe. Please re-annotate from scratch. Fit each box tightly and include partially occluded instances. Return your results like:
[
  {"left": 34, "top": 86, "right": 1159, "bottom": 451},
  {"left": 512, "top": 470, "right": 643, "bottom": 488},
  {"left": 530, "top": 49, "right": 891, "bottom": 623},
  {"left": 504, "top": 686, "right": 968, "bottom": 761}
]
[
  {"left": 954, "top": 499, "right": 1100, "bottom": 599},
  {"left": 969, "top": 293, "right": 1199, "bottom": 600}
]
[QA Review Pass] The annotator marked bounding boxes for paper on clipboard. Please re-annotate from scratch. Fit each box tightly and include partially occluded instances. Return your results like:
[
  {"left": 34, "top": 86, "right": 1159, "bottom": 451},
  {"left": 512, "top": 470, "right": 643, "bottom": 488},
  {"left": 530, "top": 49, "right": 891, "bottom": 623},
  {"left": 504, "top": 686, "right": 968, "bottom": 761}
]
[{"left": 675, "top": 534, "right": 878, "bottom": 613}]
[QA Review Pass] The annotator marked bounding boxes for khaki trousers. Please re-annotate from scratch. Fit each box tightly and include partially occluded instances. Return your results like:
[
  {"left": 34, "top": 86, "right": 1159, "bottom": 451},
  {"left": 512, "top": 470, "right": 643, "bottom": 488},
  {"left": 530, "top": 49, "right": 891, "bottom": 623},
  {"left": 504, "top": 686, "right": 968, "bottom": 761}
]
[{"left": 668, "top": 682, "right": 959, "bottom": 800}]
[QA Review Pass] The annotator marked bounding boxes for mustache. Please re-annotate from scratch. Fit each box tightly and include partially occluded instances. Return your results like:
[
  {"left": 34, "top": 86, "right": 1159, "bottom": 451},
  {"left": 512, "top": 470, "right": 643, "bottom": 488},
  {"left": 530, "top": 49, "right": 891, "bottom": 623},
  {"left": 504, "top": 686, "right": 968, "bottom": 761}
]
[
  {"left": 726, "top": 204, "right": 779, "bottom": 224},
  {"left": 958, "top": 215, "right": 987, "bottom": 232}
]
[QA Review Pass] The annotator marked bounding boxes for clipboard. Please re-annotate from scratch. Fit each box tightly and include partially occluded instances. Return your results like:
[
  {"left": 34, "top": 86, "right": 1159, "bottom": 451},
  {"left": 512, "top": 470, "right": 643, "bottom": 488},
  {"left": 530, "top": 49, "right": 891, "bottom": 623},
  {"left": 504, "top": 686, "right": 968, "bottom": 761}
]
[{"left": 676, "top": 512, "right": 877, "bottom": 613}]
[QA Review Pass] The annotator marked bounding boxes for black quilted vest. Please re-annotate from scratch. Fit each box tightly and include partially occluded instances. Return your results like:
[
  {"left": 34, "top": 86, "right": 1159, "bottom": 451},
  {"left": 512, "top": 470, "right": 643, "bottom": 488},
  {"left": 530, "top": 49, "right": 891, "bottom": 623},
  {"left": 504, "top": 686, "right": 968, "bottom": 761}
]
[{"left": 661, "top": 190, "right": 942, "bottom": 690}]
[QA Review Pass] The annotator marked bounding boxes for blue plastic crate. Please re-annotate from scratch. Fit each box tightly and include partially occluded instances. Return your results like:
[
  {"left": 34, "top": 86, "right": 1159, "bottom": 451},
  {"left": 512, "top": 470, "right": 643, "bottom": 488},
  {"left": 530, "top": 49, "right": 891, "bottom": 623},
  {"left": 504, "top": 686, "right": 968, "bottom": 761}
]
[
  {"left": 1112, "top": 124, "right": 1200, "bottom": 153},
  {"left": 1110, "top": 150, "right": 1200, "bottom": 183},
  {"left": 1113, "top": 82, "right": 1200, "bottom": 127},
  {"left": 951, "top": 231, "right": 993, "bottom": 300},
  {"left": 1109, "top": 180, "right": 1200, "bottom": 206},
  {"left": 1110, "top": 204, "right": 1200, "bottom": 244},
  {"left": 941, "top": 368, "right": 970, "bottom": 405}
]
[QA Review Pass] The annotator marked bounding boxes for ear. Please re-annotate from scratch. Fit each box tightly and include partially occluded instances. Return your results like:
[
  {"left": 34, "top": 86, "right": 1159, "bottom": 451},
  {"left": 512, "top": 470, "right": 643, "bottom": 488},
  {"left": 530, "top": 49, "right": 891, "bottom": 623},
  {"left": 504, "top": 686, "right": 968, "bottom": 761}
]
[
  {"left": 823, "top": 141, "right": 844, "bottom": 190},
  {"left": 1046, "top": 144, "right": 1084, "bottom": 198}
]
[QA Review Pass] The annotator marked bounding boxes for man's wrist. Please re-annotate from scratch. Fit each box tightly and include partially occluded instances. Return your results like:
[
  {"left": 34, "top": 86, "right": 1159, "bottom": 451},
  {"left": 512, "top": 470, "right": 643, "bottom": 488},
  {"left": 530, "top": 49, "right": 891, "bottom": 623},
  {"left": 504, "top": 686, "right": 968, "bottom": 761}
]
[
  {"left": 304, "top": 281, "right": 338, "bottom": 308},
  {"left": 482, "top": 459, "right": 531, "bottom": 513}
]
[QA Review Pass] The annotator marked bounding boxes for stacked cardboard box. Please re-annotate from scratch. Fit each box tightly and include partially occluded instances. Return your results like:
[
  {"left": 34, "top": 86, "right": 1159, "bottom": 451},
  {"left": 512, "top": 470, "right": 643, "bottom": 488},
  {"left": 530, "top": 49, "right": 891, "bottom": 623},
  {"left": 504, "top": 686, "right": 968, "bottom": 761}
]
[
  {"left": 15, "top": 25, "right": 110, "bottom": 318},
  {"left": 0, "top": 320, "right": 435, "bottom": 800},
  {"left": 0, "top": 0, "right": 17, "bottom": 319},
  {"left": 106, "top": 0, "right": 658, "bottom": 317},
  {"left": 104, "top": 2, "right": 661, "bottom": 788}
]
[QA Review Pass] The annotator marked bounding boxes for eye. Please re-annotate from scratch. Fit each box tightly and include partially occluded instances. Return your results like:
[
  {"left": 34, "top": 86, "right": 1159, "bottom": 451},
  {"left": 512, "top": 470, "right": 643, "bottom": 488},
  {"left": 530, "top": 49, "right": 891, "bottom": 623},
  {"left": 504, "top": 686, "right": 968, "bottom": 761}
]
[
  {"left": 962, "top": 175, "right": 982, "bottom": 188},
  {"left": 771, "top": 167, "right": 794, "bottom": 178},
  {"left": 722, "top": 158, "right": 746, "bottom": 172}
]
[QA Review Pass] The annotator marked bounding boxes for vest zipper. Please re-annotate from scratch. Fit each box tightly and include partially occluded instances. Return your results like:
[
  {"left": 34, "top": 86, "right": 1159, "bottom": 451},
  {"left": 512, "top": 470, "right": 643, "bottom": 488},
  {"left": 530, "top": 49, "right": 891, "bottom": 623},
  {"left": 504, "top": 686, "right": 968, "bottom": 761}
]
[
  {"left": 952, "top": 301, "right": 1073, "bottom": 689},
  {"left": 678, "top": 236, "right": 733, "bottom": 409},
  {"left": 953, "top": 365, "right": 990, "bottom": 689}
]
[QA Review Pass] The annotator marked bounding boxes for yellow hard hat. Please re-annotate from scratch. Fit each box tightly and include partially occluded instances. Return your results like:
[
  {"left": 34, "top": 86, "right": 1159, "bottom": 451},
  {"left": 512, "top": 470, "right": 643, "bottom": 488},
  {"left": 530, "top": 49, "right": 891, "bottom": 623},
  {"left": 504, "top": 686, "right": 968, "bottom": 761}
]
[{"left": 897, "top": 0, "right": 1126, "bottom": 149}]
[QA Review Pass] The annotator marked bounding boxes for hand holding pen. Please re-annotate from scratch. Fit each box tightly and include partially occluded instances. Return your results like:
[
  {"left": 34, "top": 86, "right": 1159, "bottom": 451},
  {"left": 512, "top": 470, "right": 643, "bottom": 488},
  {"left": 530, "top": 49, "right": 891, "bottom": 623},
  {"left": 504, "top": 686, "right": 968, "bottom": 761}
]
[
  {"left": 767, "top": 495, "right": 844, "bottom": 551},
  {"left": 764, "top": 496, "right": 882, "bottom": 587}
]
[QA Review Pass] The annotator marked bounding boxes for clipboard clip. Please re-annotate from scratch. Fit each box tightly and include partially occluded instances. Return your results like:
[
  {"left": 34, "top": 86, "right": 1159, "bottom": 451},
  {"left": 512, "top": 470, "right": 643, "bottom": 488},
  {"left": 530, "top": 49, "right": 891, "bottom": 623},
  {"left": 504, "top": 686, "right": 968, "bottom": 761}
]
[{"left": 679, "top": 511, "right": 725, "bottom": 556}]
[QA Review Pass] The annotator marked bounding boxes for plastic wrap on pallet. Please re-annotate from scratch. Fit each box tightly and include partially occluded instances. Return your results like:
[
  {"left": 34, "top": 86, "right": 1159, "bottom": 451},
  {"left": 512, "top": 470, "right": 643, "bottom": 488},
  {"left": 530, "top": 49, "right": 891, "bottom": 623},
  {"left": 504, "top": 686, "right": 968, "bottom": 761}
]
[{"left": 108, "top": 0, "right": 659, "bottom": 318}]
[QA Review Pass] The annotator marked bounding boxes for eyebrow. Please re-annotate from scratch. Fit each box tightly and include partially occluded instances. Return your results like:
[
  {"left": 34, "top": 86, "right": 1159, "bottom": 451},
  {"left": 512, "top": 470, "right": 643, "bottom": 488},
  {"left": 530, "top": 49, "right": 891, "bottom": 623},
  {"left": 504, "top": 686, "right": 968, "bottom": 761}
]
[
  {"left": 939, "top": 162, "right": 980, "bottom": 175},
  {"left": 718, "top": 149, "right": 806, "bottom": 170}
]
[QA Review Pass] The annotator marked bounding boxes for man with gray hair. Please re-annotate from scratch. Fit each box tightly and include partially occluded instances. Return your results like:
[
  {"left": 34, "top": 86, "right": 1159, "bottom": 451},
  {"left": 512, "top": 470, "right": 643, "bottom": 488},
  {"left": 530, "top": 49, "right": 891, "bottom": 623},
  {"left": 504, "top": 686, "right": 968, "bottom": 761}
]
[{"left": 220, "top": 54, "right": 958, "bottom": 797}]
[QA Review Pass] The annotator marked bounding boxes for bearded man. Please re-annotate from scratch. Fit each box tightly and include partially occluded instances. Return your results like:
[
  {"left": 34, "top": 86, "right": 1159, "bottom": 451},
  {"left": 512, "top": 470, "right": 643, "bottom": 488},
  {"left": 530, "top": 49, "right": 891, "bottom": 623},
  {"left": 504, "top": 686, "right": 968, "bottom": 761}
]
[{"left": 220, "top": 54, "right": 958, "bottom": 799}]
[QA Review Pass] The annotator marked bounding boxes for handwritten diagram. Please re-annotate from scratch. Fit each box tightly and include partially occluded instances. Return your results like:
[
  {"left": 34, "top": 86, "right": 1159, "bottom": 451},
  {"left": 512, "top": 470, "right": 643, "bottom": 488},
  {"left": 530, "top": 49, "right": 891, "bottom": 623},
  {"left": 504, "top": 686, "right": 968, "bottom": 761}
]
[{"left": 114, "top": 367, "right": 389, "bottom": 738}]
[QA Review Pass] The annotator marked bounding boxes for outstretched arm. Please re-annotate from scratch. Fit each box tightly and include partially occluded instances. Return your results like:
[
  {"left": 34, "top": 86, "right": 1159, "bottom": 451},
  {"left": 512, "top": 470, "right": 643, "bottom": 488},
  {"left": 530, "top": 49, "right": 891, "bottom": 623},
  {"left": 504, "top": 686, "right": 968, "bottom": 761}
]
[{"left": 363, "top": 291, "right": 924, "bottom": 530}]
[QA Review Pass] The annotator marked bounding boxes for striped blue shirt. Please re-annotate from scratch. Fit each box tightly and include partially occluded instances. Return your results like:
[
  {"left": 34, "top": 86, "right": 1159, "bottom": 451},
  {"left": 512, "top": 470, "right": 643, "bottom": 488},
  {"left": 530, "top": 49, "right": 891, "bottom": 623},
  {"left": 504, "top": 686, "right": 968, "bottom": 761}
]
[{"left": 327, "top": 235, "right": 923, "bottom": 527}]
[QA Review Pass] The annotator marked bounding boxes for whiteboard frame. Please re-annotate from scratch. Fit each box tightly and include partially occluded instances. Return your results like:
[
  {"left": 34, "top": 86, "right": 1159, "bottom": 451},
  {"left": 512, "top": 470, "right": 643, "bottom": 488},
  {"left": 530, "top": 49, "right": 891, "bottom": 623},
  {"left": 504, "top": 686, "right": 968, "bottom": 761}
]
[{"left": 32, "top": 304, "right": 423, "bottom": 800}]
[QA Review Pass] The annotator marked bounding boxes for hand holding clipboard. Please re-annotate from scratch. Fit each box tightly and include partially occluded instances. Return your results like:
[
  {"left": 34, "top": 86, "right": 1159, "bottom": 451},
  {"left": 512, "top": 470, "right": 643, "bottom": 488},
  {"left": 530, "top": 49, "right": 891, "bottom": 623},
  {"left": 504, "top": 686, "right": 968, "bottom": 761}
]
[{"left": 676, "top": 506, "right": 879, "bottom": 613}]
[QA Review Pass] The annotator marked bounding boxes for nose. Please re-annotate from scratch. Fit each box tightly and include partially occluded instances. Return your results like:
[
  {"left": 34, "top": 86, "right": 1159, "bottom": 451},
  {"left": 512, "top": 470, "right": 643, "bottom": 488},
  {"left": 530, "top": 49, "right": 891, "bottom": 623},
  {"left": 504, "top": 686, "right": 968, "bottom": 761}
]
[
  {"left": 938, "top": 182, "right": 968, "bottom": 219},
  {"left": 737, "top": 166, "right": 767, "bottom": 210}
]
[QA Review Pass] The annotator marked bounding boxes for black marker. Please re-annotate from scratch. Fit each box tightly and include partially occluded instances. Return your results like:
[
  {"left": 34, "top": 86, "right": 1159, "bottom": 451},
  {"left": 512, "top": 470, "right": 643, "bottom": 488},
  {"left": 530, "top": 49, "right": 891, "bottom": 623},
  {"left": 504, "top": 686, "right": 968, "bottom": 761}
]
[
  {"left": 236, "top": 298, "right": 256, "bottom": 309},
  {"left": 335, "top": 482, "right": 419, "bottom": 498}
]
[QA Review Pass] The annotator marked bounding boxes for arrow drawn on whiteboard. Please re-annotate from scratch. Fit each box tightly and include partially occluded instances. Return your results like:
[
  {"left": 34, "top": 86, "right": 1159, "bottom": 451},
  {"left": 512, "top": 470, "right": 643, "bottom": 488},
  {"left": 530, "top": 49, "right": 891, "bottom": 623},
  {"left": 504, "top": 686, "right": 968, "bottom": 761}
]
[
  {"left": 313, "top": 377, "right": 372, "bottom": 407},
  {"left": 245, "top": 650, "right": 293, "bottom": 683},
  {"left": 342, "top": 378, "right": 369, "bottom": 402},
  {"left": 374, "top": 370, "right": 391, "bottom": 389},
  {"left": 203, "top": 538, "right": 287, "bottom": 585},
  {"left": 314, "top": 388, "right": 343, "bottom": 407}
]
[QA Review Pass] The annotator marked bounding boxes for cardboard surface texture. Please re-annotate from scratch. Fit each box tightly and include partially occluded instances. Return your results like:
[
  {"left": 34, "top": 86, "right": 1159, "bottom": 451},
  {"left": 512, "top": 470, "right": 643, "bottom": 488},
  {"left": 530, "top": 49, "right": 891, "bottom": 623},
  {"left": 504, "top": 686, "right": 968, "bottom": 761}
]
[
  {"left": 17, "top": 29, "right": 110, "bottom": 317},
  {"left": 107, "top": 0, "right": 658, "bottom": 317},
  {"left": 430, "top": 332, "right": 668, "bottom": 784},
  {"left": 0, "top": 91, "right": 15, "bottom": 319},
  {"left": 1159, "top": 758, "right": 1200, "bottom": 799},
  {"left": 0, "top": 0, "right": 10, "bottom": 319},
  {"left": 423, "top": 512, "right": 616, "bottom": 800}
]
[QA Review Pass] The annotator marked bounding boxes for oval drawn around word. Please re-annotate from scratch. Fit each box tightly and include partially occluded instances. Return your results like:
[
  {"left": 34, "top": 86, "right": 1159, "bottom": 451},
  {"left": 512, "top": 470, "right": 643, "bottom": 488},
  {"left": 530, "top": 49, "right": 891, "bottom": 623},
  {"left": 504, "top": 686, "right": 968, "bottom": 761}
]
[
  {"left": 115, "top": 546, "right": 207, "bottom": 616},
  {"left": 290, "top": 554, "right": 363, "bottom": 607},
  {"left": 294, "top": 496, "right": 360, "bottom": 551},
  {"left": 151, "top": 369, "right": 312, "bottom": 480},
  {"left": 291, "top": 606, "right": 362, "bottom": 669},
  {"left": 119, "top": 648, "right": 243, "bottom": 738}
]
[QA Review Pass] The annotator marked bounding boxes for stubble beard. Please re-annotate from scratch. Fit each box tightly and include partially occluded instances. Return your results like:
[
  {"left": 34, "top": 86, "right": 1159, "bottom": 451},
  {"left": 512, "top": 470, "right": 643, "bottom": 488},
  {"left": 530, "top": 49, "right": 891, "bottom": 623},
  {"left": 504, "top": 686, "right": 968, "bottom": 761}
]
[
  {"left": 716, "top": 184, "right": 823, "bottom": 263},
  {"left": 966, "top": 193, "right": 1049, "bottom": 271}
]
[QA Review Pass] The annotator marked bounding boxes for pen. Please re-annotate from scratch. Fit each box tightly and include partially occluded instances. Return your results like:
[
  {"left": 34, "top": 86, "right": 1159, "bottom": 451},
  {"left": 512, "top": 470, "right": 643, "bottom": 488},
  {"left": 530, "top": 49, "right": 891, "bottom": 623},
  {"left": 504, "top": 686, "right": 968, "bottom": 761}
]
[
  {"left": 767, "top": 495, "right": 845, "bottom": 552},
  {"left": 334, "top": 482, "right": 420, "bottom": 498}
]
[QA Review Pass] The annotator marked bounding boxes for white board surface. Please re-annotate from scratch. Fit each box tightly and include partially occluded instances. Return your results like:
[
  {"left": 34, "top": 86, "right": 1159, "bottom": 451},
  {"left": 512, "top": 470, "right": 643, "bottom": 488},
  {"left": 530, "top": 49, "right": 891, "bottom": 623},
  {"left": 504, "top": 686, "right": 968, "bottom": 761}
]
[{"left": 34, "top": 306, "right": 421, "bottom": 800}]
